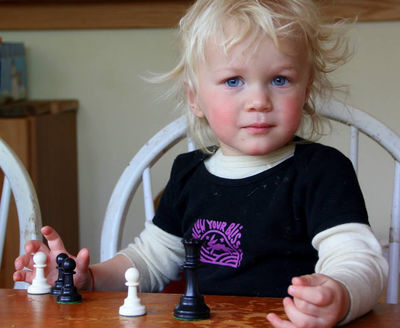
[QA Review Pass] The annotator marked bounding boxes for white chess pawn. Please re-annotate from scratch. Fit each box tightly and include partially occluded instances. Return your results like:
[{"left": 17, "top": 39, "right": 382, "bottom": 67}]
[
  {"left": 119, "top": 267, "right": 146, "bottom": 316},
  {"left": 27, "top": 251, "right": 52, "bottom": 294}
]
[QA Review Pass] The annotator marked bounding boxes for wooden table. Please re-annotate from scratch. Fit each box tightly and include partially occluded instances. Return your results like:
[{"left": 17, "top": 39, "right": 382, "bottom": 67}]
[{"left": 0, "top": 289, "right": 399, "bottom": 327}]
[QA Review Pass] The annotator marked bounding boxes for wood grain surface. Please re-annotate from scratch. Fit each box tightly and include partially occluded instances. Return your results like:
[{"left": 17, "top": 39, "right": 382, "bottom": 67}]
[{"left": 0, "top": 289, "right": 399, "bottom": 327}]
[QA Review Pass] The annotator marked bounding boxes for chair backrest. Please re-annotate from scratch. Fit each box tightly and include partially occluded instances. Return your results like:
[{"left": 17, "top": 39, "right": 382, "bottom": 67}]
[
  {"left": 0, "top": 137, "right": 42, "bottom": 287},
  {"left": 100, "top": 99, "right": 400, "bottom": 304}
]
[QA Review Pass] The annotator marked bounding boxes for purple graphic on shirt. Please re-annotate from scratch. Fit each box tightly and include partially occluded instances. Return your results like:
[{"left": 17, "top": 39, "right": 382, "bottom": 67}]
[{"left": 192, "top": 219, "right": 243, "bottom": 268}]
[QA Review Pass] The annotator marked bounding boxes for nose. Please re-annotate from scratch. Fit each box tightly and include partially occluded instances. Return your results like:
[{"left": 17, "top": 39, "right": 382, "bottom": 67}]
[{"left": 245, "top": 85, "right": 272, "bottom": 112}]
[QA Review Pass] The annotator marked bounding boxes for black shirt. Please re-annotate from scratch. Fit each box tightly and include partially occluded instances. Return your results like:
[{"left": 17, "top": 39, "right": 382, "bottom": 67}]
[{"left": 153, "top": 142, "right": 368, "bottom": 297}]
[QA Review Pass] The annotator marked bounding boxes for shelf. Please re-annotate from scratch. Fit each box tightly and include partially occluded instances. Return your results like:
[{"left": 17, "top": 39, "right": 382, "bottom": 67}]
[{"left": 0, "top": 0, "right": 399, "bottom": 30}]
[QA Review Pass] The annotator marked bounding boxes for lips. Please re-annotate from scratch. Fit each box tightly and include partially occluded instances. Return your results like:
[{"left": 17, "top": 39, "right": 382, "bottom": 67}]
[{"left": 242, "top": 123, "right": 273, "bottom": 134}]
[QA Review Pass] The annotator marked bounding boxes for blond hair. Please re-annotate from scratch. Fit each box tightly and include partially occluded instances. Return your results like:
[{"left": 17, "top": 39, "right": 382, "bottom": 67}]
[{"left": 156, "top": 0, "right": 351, "bottom": 151}]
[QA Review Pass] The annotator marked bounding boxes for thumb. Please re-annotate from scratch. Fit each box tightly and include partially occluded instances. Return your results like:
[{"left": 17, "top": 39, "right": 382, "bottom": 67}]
[
  {"left": 75, "top": 248, "right": 90, "bottom": 273},
  {"left": 292, "top": 273, "right": 328, "bottom": 287}
]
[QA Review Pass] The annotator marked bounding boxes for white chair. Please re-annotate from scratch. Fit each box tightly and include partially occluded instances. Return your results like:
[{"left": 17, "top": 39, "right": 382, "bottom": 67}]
[
  {"left": 100, "top": 100, "right": 400, "bottom": 304},
  {"left": 0, "top": 137, "right": 42, "bottom": 288}
]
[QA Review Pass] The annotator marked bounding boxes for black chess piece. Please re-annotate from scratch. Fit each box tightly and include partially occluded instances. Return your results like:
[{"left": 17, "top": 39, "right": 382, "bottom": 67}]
[
  {"left": 51, "top": 253, "right": 69, "bottom": 296},
  {"left": 173, "top": 238, "right": 210, "bottom": 320},
  {"left": 57, "top": 257, "right": 82, "bottom": 304}
]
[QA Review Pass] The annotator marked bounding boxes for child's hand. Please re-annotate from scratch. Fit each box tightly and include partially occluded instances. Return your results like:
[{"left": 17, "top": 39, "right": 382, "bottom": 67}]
[
  {"left": 266, "top": 273, "right": 350, "bottom": 328},
  {"left": 13, "top": 225, "right": 91, "bottom": 290}
]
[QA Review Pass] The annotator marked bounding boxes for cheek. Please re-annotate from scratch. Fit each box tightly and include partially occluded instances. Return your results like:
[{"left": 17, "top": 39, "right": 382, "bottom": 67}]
[
  {"left": 280, "top": 98, "right": 304, "bottom": 130},
  {"left": 199, "top": 96, "right": 236, "bottom": 133},
  {"left": 207, "top": 108, "right": 235, "bottom": 137}
]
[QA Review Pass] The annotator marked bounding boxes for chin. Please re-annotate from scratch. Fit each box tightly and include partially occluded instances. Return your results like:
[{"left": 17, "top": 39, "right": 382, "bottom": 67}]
[
  {"left": 244, "top": 139, "right": 291, "bottom": 156},
  {"left": 245, "top": 148, "right": 274, "bottom": 156}
]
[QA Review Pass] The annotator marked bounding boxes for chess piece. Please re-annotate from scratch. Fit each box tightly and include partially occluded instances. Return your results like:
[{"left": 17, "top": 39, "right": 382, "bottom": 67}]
[
  {"left": 27, "top": 251, "right": 52, "bottom": 294},
  {"left": 51, "top": 253, "right": 69, "bottom": 296},
  {"left": 119, "top": 267, "right": 146, "bottom": 316},
  {"left": 174, "top": 238, "right": 210, "bottom": 320},
  {"left": 57, "top": 257, "right": 82, "bottom": 304}
]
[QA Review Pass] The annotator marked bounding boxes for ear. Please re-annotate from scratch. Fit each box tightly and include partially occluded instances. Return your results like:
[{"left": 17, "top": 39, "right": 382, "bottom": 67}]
[{"left": 185, "top": 82, "right": 205, "bottom": 118}]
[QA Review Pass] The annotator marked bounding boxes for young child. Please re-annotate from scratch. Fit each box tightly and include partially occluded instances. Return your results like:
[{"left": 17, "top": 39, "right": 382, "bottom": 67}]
[{"left": 14, "top": 1, "right": 387, "bottom": 327}]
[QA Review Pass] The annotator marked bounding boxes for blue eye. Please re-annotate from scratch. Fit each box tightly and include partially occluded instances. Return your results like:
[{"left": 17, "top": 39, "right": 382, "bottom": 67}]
[
  {"left": 225, "top": 77, "right": 244, "bottom": 88},
  {"left": 272, "top": 76, "right": 288, "bottom": 86}
]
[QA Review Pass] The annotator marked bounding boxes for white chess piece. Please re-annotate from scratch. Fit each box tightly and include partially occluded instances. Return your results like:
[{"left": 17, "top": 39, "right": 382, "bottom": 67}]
[
  {"left": 119, "top": 267, "right": 146, "bottom": 316},
  {"left": 27, "top": 251, "right": 52, "bottom": 294}
]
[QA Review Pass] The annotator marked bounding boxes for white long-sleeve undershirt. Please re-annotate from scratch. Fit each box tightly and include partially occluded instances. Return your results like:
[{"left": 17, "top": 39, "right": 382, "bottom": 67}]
[{"left": 118, "top": 146, "right": 388, "bottom": 325}]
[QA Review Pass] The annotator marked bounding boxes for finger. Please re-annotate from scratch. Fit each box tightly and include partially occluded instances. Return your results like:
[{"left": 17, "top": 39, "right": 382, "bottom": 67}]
[
  {"left": 283, "top": 296, "right": 319, "bottom": 328},
  {"left": 24, "top": 240, "right": 50, "bottom": 256},
  {"left": 266, "top": 313, "right": 296, "bottom": 328},
  {"left": 15, "top": 249, "right": 48, "bottom": 271},
  {"left": 288, "top": 284, "right": 333, "bottom": 307},
  {"left": 291, "top": 294, "right": 322, "bottom": 317},
  {"left": 13, "top": 269, "right": 34, "bottom": 284},
  {"left": 41, "top": 226, "right": 67, "bottom": 253},
  {"left": 14, "top": 254, "right": 32, "bottom": 271},
  {"left": 22, "top": 239, "right": 54, "bottom": 271}
]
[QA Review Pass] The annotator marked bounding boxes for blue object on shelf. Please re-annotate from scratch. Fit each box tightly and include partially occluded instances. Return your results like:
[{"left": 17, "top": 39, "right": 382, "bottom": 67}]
[{"left": 0, "top": 42, "right": 27, "bottom": 104}]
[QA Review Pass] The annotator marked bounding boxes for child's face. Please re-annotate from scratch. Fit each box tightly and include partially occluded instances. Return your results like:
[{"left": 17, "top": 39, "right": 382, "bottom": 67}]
[{"left": 187, "top": 34, "right": 312, "bottom": 156}]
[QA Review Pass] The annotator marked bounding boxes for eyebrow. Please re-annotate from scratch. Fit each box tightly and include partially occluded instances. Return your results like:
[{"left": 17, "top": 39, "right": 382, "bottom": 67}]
[
  {"left": 270, "top": 63, "right": 300, "bottom": 71},
  {"left": 212, "top": 64, "right": 299, "bottom": 75}
]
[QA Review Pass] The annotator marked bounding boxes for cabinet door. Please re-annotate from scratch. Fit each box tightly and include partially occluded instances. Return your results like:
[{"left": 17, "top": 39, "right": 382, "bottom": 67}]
[
  {"left": 0, "top": 109, "right": 79, "bottom": 288},
  {"left": 30, "top": 112, "right": 79, "bottom": 255},
  {"left": 0, "top": 118, "right": 30, "bottom": 288}
]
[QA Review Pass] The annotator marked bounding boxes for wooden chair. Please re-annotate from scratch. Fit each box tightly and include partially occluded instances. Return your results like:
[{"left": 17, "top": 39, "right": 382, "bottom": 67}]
[
  {"left": 0, "top": 137, "right": 42, "bottom": 288},
  {"left": 100, "top": 100, "right": 400, "bottom": 303}
]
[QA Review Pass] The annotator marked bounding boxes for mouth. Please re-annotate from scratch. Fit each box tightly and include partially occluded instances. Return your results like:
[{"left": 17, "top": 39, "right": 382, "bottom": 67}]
[{"left": 242, "top": 123, "right": 273, "bottom": 134}]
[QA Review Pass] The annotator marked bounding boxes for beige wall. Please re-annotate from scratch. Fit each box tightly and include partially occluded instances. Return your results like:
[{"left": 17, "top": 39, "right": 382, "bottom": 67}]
[
  {"left": 1, "top": 21, "right": 399, "bottom": 262},
  {"left": 321, "top": 22, "right": 400, "bottom": 249}
]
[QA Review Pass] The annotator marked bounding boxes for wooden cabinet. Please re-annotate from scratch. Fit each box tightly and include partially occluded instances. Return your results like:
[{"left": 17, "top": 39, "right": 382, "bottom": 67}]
[{"left": 0, "top": 100, "right": 79, "bottom": 288}]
